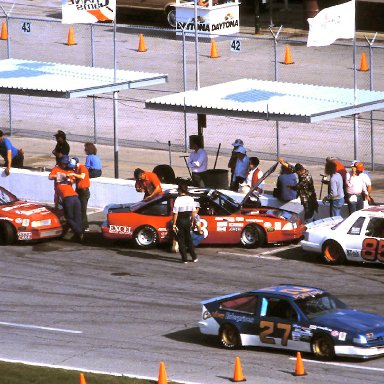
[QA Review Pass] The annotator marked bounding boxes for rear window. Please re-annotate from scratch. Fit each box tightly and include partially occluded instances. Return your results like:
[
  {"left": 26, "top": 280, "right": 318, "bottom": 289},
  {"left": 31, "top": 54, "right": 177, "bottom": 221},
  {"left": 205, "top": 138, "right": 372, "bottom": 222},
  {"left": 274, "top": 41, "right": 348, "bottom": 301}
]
[{"left": 220, "top": 295, "right": 258, "bottom": 314}]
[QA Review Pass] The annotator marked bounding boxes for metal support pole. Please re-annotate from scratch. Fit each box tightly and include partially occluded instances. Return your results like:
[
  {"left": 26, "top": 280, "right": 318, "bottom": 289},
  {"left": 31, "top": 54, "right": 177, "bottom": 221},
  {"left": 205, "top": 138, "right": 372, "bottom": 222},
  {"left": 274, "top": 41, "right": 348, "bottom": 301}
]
[
  {"left": 254, "top": 0, "right": 260, "bottom": 34},
  {"left": 113, "top": 16, "right": 119, "bottom": 178},
  {"left": 194, "top": 0, "right": 200, "bottom": 90},
  {"left": 182, "top": 28, "right": 188, "bottom": 153},
  {"left": 91, "top": 24, "right": 97, "bottom": 144}
]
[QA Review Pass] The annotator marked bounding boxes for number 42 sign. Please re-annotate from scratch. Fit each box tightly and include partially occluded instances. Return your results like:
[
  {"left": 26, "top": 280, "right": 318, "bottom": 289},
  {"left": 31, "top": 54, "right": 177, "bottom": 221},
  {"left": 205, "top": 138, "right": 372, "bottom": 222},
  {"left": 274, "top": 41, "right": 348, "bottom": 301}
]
[{"left": 230, "top": 39, "right": 241, "bottom": 52}]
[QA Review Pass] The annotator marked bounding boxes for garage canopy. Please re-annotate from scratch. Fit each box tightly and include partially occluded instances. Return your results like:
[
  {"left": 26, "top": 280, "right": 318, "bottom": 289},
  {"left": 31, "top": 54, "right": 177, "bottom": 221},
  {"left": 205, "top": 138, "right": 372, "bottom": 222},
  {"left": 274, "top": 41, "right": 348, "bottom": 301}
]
[
  {"left": 145, "top": 78, "right": 384, "bottom": 123},
  {"left": 0, "top": 58, "right": 167, "bottom": 98}
]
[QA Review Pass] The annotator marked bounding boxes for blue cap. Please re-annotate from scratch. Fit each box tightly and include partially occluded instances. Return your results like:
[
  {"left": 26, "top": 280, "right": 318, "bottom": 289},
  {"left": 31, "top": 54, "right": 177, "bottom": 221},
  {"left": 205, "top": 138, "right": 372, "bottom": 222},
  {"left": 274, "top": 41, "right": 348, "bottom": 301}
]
[{"left": 59, "top": 155, "right": 70, "bottom": 165}]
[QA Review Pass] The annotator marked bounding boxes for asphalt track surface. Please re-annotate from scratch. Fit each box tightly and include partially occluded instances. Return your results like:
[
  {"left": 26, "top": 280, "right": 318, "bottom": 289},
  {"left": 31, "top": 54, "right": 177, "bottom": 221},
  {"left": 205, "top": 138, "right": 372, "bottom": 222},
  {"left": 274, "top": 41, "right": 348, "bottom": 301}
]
[{"left": 1, "top": 214, "right": 384, "bottom": 384}]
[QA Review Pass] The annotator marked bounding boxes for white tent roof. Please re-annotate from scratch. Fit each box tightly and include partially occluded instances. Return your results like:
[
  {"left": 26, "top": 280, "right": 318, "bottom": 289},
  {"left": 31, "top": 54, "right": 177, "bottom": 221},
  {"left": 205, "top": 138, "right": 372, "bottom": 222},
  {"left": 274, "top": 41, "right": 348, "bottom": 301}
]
[
  {"left": 145, "top": 78, "right": 384, "bottom": 123},
  {"left": 0, "top": 59, "right": 168, "bottom": 98}
]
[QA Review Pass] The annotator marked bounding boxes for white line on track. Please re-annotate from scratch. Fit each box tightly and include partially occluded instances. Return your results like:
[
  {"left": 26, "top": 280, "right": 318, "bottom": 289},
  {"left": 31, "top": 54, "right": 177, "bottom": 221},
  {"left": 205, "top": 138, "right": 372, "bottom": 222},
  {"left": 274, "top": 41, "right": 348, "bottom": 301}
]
[
  {"left": 0, "top": 322, "right": 82, "bottom": 334},
  {"left": 288, "top": 357, "right": 384, "bottom": 372},
  {"left": 217, "top": 251, "right": 282, "bottom": 260}
]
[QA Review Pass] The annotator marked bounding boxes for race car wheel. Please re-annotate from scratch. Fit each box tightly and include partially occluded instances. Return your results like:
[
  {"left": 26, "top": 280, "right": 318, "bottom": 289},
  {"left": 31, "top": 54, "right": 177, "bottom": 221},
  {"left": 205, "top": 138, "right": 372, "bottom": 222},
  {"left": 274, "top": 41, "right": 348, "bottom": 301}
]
[
  {"left": 0, "top": 221, "right": 17, "bottom": 245},
  {"left": 311, "top": 334, "right": 335, "bottom": 360},
  {"left": 219, "top": 324, "right": 241, "bottom": 349},
  {"left": 240, "top": 224, "right": 266, "bottom": 248},
  {"left": 134, "top": 226, "right": 158, "bottom": 249},
  {"left": 322, "top": 240, "right": 346, "bottom": 265},
  {"left": 165, "top": 7, "right": 176, "bottom": 28}
]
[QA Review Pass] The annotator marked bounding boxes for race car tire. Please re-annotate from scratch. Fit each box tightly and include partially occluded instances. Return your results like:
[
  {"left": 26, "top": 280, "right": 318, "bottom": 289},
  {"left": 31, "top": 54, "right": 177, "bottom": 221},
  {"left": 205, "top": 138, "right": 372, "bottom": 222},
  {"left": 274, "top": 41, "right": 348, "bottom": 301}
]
[
  {"left": 0, "top": 221, "right": 17, "bottom": 245},
  {"left": 219, "top": 324, "right": 241, "bottom": 349},
  {"left": 134, "top": 226, "right": 159, "bottom": 249},
  {"left": 165, "top": 6, "right": 176, "bottom": 28},
  {"left": 321, "top": 240, "right": 346, "bottom": 265},
  {"left": 311, "top": 334, "right": 335, "bottom": 360},
  {"left": 240, "top": 224, "right": 266, "bottom": 248}
]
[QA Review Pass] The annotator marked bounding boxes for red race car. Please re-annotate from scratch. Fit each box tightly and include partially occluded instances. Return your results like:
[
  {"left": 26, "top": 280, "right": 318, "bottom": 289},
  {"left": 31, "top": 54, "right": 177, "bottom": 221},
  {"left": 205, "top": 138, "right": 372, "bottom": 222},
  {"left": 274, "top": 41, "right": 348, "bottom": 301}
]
[
  {"left": 0, "top": 186, "right": 63, "bottom": 244},
  {"left": 101, "top": 164, "right": 305, "bottom": 248}
]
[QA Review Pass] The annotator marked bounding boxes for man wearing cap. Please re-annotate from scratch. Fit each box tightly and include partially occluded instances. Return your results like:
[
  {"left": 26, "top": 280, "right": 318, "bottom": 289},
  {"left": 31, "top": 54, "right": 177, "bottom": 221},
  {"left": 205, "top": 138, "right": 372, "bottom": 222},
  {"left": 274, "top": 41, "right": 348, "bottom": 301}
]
[
  {"left": 230, "top": 145, "right": 249, "bottom": 192},
  {"left": 228, "top": 139, "right": 245, "bottom": 185},
  {"left": 68, "top": 157, "right": 91, "bottom": 232},
  {"left": 134, "top": 168, "right": 163, "bottom": 201},
  {"left": 52, "top": 130, "right": 70, "bottom": 163},
  {"left": 0, "top": 130, "right": 24, "bottom": 176},
  {"left": 48, "top": 155, "right": 83, "bottom": 242},
  {"left": 279, "top": 158, "right": 318, "bottom": 223},
  {"left": 187, "top": 136, "right": 208, "bottom": 187},
  {"left": 354, "top": 162, "right": 373, "bottom": 206}
]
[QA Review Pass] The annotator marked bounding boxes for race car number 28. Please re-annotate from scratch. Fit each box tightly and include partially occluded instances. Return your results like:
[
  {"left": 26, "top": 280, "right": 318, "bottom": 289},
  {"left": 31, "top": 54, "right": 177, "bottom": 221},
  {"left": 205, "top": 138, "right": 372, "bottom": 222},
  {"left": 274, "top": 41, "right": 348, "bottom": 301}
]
[{"left": 361, "top": 238, "right": 384, "bottom": 262}]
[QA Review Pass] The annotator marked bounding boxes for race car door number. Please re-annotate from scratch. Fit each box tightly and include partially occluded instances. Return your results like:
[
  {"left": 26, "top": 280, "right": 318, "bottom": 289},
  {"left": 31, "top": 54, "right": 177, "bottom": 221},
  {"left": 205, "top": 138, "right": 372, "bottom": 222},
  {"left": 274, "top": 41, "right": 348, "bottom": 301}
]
[
  {"left": 361, "top": 238, "right": 384, "bottom": 262},
  {"left": 259, "top": 320, "right": 292, "bottom": 346}
]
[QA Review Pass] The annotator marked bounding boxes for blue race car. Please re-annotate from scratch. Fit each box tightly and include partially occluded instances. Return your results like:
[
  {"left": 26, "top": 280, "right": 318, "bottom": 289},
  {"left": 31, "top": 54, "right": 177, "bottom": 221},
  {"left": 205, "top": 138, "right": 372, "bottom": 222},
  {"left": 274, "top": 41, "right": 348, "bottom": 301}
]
[{"left": 198, "top": 284, "right": 384, "bottom": 359}]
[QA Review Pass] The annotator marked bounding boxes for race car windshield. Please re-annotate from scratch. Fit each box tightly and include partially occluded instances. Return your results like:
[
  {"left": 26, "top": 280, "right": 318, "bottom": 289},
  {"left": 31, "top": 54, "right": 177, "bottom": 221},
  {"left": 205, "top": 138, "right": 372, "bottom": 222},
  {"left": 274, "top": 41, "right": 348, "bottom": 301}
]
[{"left": 295, "top": 293, "right": 347, "bottom": 319}]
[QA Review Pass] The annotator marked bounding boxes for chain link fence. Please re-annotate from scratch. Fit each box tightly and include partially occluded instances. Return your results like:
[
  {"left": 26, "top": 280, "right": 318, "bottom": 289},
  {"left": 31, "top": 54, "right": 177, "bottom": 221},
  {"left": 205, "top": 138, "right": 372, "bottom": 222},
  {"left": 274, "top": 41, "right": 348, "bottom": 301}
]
[{"left": 0, "top": 14, "right": 384, "bottom": 169}]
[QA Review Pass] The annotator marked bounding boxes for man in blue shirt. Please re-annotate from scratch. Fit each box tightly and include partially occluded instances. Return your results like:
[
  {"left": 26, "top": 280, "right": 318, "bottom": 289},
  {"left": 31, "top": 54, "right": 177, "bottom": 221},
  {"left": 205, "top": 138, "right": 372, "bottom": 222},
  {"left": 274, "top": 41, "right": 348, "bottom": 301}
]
[{"left": 0, "top": 130, "right": 24, "bottom": 176}]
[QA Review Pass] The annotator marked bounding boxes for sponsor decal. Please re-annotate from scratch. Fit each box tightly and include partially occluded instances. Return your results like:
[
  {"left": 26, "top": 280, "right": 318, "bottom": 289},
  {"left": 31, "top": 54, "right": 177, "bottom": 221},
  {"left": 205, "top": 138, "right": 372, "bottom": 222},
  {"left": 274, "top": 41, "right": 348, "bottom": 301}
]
[
  {"left": 15, "top": 218, "right": 23, "bottom": 224},
  {"left": 292, "top": 327, "right": 312, "bottom": 341},
  {"left": 108, "top": 225, "right": 133, "bottom": 235},
  {"left": 18, "top": 232, "right": 32, "bottom": 240},
  {"left": 245, "top": 219, "right": 263, "bottom": 223},
  {"left": 264, "top": 222, "right": 272, "bottom": 228},
  {"left": 216, "top": 217, "right": 234, "bottom": 222},
  {"left": 217, "top": 222, "right": 228, "bottom": 227},
  {"left": 202, "top": 310, "right": 211, "bottom": 320},
  {"left": 211, "top": 311, "right": 225, "bottom": 319},
  {"left": 229, "top": 227, "right": 241, "bottom": 232},
  {"left": 266, "top": 227, "right": 275, "bottom": 232},
  {"left": 274, "top": 222, "right": 282, "bottom": 230},
  {"left": 346, "top": 249, "right": 359, "bottom": 257},
  {"left": 309, "top": 325, "right": 333, "bottom": 332},
  {"left": 331, "top": 330, "right": 339, "bottom": 337},
  {"left": 338, "top": 332, "right": 347, "bottom": 341},
  {"left": 225, "top": 312, "right": 253, "bottom": 324},
  {"left": 235, "top": 217, "right": 244, "bottom": 222},
  {"left": 217, "top": 226, "right": 227, "bottom": 232},
  {"left": 229, "top": 223, "right": 243, "bottom": 228},
  {"left": 177, "top": 18, "right": 239, "bottom": 32}
]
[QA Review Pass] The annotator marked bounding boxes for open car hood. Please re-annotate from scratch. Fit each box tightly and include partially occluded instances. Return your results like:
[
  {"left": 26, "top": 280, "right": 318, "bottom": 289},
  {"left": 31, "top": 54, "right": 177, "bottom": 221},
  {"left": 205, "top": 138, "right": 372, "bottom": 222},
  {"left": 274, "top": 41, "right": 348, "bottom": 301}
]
[{"left": 241, "top": 162, "right": 279, "bottom": 208}]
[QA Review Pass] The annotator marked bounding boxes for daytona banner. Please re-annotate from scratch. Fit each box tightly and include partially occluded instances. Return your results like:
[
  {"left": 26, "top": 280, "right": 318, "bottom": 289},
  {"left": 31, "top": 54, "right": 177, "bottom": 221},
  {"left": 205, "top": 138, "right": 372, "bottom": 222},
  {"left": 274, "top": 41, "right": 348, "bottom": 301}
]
[{"left": 62, "top": 0, "right": 116, "bottom": 24}]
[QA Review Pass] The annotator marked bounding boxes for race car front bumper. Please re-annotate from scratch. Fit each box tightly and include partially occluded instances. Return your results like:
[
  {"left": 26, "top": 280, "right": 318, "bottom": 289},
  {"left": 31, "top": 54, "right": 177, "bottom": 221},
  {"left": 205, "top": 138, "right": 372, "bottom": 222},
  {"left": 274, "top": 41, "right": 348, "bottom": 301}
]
[{"left": 335, "top": 344, "right": 384, "bottom": 359}]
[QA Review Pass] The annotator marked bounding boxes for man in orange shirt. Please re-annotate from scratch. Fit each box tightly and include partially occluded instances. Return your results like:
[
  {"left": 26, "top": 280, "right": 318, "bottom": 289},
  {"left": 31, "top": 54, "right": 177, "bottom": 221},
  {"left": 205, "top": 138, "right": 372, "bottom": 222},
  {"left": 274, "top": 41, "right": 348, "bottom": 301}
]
[
  {"left": 134, "top": 168, "right": 163, "bottom": 201},
  {"left": 68, "top": 157, "right": 91, "bottom": 232},
  {"left": 49, "top": 155, "right": 83, "bottom": 242}
]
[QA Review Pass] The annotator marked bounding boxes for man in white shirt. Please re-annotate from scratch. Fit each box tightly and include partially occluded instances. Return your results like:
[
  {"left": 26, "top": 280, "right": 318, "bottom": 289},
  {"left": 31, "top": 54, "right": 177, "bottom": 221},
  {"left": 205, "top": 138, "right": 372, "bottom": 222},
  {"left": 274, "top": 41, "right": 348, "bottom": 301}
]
[{"left": 188, "top": 136, "right": 208, "bottom": 187}]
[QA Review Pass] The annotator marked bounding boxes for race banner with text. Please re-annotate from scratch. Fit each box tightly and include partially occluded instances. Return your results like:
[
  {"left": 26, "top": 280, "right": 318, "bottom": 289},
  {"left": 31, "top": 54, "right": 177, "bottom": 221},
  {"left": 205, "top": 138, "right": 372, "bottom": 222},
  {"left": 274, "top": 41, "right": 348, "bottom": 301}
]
[{"left": 62, "top": 0, "right": 116, "bottom": 24}]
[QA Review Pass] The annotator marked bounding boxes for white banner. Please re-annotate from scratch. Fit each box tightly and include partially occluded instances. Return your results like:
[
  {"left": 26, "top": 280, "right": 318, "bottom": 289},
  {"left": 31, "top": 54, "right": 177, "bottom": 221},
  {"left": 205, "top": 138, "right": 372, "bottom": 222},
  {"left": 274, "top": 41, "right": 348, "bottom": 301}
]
[
  {"left": 62, "top": 0, "right": 116, "bottom": 24},
  {"left": 307, "top": 0, "right": 355, "bottom": 47}
]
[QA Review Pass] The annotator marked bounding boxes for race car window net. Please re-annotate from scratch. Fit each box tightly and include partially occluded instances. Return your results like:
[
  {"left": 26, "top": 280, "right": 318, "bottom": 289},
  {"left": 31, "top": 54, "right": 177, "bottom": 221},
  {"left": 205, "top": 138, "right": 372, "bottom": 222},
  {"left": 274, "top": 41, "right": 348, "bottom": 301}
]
[
  {"left": 260, "top": 298, "right": 298, "bottom": 322},
  {"left": 295, "top": 293, "right": 347, "bottom": 320},
  {"left": 365, "top": 217, "right": 384, "bottom": 238}
]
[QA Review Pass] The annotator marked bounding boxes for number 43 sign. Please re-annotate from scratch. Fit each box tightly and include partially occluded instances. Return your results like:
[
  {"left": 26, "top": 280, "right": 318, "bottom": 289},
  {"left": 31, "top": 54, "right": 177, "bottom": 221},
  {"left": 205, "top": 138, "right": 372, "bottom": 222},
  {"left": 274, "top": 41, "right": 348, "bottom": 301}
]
[{"left": 230, "top": 39, "right": 241, "bottom": 52}]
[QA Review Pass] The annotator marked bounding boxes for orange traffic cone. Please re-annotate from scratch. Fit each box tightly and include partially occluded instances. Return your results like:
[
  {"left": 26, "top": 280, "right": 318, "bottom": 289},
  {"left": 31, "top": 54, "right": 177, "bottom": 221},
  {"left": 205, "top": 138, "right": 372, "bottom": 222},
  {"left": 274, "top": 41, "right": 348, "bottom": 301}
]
[
  {"left": 293, "top": 352, "right": 307, "bottom": 376},
  {"left": 138, "top": 33, "right": 148, "bottom": 52},
  {"left": 233, "top": 356, "right": 246, "bottom": 382},
  {"left": 79, "top": 373, "right": 87, "bottom": 384},
  {"left": 283, "top": 45, "right": 294, "bottom": 65},
  {"left": 1, "top": 21, "right": 8, "bottom": 40},
  {"left": 158, "top": 361, "right": 167, "bottom": 384},
  {"left": 66, "top": 26, "right": 76, "bottom": 46},
  {"left": 210, "top": 39, "right": 220, "bottom": 59},
  {"left": 359, "top": 52, "right": 369, "bottom": 71}
]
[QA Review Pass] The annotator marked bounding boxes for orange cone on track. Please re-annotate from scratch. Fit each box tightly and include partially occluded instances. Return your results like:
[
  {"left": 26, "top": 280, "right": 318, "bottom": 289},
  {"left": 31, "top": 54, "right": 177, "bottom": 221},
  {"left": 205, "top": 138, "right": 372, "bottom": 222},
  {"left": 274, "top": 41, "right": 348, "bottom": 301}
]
[
  {"left": 138, "top": 33, "right": 148, "bottom": 52},
  {"left": 283, "top": 45, "right": 294, "bottom": 65},
  {"left": 1, "top": 21, "right": 8, "bottom": 40},
  {"left": 233, "top": 356, "right": 246, "bottom": 382},
  {"left": 66, "top": 26, "right": 76, "bottom": 46},
  {"left": 359, "top": 52, "right": 369, "bottom": 71},
  {"left": 80, "top": 373, "right": 87, "bottom": 384},
  {"left": 158, "top": 361, "right": 168, "bottom": 384},
  {"left": 293, "top": 352, "right": 307, "bottom": 376},
  {"left": 210, "top": 39, "right": 220, "bottom": 58}
]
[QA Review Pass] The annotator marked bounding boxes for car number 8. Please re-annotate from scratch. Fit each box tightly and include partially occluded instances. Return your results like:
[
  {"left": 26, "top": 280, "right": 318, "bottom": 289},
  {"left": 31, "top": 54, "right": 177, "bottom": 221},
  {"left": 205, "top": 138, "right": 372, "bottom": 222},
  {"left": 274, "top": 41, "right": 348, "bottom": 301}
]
[{"left": 361, "top": 238, "right": 384, "bottom": 262}]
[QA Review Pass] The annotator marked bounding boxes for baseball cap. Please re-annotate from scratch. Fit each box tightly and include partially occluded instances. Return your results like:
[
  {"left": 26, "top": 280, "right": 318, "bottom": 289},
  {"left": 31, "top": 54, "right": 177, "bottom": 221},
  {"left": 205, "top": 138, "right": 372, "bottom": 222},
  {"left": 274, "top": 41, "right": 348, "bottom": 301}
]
[
  {"left": 54, "top": 130, "right": 66, "bottom": 140},
  {"left": 59, "top": 155, "right": 70, "bottom": 165},
  {"left": 355, "top": 162, "right": 365, "bottom": 172},
  {"left": 232, "top": 139, "right": 244, "bottom": 147},
  {"left": 68, "top": 157, "right": 79, "bottom": 169},
  {"left": 234, "top": 146, "right": 246, "bottom": 154}
]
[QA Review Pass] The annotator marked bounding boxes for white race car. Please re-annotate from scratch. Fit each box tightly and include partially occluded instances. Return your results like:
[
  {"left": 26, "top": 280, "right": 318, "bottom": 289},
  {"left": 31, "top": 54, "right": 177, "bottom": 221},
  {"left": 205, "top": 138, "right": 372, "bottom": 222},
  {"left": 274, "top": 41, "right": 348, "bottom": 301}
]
[{"left": 301, "top": 206, "right": 384, "bottom": 265}]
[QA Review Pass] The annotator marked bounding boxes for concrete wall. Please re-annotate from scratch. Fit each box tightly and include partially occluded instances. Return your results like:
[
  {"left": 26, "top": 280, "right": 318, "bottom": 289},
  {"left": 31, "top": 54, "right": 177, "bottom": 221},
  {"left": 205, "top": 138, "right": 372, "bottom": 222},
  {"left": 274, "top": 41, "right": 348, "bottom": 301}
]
[{"left": 0, "top": 167, "right": 349, "bottom": 219}]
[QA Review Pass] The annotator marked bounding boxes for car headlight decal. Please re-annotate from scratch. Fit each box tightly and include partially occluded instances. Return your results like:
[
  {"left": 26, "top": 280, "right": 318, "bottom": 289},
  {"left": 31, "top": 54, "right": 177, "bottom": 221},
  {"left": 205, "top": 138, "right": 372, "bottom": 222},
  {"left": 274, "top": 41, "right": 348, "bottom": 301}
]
[{"left": 31, "top": 219, "right": 52, "bottom": 228}]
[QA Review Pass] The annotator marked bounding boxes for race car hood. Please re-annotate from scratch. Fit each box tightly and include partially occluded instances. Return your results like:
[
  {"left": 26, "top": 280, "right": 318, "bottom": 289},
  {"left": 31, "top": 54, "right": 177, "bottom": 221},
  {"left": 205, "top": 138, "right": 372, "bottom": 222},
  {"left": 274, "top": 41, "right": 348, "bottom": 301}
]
[
  {"left": 0, "top": 200, "right": 54, "bottom": 218},
  {"left": 241, "top": 162, "right": 279, "bottom": 207},
  {"left": 313, "top": 309, "right": 384, "bottom": 334}
]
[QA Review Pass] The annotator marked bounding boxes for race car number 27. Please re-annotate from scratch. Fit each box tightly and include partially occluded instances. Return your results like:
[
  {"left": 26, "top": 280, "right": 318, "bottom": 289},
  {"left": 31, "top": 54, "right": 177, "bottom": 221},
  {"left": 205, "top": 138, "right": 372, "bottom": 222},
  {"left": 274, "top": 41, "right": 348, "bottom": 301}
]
[{"left": 362, "top": 238, "right": 384, "bottom": 262}]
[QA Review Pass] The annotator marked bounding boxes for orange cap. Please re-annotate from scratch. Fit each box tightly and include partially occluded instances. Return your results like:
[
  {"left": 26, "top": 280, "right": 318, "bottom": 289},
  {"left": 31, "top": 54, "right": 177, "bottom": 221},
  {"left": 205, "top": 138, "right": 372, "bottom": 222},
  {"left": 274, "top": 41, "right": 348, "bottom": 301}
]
[{"left": 356, "top": 162, "right": 364, "bottom": 172}]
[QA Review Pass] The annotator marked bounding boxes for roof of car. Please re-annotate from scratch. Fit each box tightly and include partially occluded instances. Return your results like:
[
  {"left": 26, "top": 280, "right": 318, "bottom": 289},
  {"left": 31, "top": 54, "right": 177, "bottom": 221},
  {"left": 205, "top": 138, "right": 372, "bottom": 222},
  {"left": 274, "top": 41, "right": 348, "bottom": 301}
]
[
  {"left": 361, "top": 205, "right": 384, "bottom": 215},
  {"left": 252, "top": 284, "right": 325, "bottom": 299}
]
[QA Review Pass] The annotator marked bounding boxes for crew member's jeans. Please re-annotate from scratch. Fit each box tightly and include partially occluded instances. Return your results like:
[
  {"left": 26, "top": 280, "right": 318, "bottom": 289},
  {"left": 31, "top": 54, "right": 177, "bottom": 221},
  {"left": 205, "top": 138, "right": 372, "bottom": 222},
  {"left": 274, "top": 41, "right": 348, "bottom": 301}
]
[
  {"left": 346, "top": 193, "right": 364, "bottom": 215},
  {"left": 63, "top": 195, "right": 83, "bottom": 236},
  {"left": 330, "top": 197, "right": 345, "bottom": 217},
  {"left": 76, "top": 187, "right": 90, "bottom": 230}
]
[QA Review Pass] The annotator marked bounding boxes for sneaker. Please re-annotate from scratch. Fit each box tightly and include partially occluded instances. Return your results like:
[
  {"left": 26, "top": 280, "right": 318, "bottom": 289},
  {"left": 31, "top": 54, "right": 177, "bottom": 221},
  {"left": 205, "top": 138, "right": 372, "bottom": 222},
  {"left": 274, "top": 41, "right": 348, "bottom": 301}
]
[
  {"left": 183, "top": 261, "right": 188, "bottom": 264},
  {"left": 84, "top": 228, "right": 90, "bottom": 232},
  {"left": 193, "top": 259, "right": 198, "bottom": 263}
]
